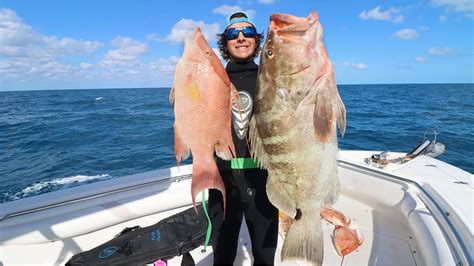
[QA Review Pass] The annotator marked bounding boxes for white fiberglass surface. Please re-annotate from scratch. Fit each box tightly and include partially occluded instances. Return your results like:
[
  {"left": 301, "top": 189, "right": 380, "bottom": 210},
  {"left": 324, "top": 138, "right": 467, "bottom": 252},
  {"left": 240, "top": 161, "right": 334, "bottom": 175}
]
[{"left": 1, "top": 165, "right": 454, "bottom": 265}]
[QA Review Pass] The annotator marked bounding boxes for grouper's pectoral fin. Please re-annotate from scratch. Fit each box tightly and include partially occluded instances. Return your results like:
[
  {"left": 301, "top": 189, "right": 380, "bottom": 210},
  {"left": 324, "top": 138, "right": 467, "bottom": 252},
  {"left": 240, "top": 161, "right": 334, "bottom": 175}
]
[
  {"left": 266, "top": 174, "right": 297, "bottom": 219},
  {"left": 313, "top": 91, "right": 334, "bottom": 142},
  {"left": 312, "top": 75, "right": 346, "bottom": 141}
]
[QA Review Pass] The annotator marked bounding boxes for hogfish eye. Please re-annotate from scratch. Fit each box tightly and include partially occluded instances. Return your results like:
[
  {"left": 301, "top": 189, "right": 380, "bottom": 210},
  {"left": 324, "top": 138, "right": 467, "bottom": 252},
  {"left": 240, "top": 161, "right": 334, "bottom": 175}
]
[
  {"left": 266, "top": 49, "right": 275, "bottom": 59},
  {"left": 205, "top": 51, "right": 211, "bottom": 56}
]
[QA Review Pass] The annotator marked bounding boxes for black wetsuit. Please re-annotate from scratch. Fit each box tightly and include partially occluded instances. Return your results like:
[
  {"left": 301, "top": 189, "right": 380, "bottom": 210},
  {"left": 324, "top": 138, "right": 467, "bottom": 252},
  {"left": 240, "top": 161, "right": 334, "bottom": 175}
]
[{"left": 209, "top": 60, "right": 279, "bottom": 265}]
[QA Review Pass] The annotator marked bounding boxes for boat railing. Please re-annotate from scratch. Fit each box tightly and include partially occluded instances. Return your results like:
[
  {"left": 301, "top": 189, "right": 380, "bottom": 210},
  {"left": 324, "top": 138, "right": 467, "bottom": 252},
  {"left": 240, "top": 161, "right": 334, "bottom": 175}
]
[{"left": 0, "top": 172, "right": 192, "bottom": 222}]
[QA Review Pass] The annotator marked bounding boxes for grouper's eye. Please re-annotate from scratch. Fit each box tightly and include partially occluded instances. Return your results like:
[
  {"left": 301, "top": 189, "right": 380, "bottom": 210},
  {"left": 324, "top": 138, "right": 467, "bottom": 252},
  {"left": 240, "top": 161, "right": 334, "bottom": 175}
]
[{"left": 266, "top": 48, "right": 275, "bottom": 60}]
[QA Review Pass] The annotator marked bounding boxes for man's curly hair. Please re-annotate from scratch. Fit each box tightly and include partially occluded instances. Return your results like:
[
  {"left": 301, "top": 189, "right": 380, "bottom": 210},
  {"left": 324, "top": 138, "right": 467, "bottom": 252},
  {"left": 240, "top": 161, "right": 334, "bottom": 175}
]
[{"left": 217, "top": 31, "right": 264, "bottom": 61}]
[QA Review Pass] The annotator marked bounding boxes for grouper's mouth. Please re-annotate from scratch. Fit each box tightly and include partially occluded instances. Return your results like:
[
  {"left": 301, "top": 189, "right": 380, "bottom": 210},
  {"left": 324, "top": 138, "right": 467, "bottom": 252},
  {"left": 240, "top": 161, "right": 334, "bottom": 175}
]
[{"left": 269, "top": 12, "right": 318, "bottom": 32}]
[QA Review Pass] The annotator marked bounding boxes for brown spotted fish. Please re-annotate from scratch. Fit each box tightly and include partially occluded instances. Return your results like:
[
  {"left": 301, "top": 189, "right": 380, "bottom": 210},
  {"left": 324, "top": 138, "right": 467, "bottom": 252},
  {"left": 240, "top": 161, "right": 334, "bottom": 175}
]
[
  {"left": 249, "top": 11, "right": 346, "bottom": 265},
  {"left": 170, "top": 28, "right": 236, "bottom": 212}
]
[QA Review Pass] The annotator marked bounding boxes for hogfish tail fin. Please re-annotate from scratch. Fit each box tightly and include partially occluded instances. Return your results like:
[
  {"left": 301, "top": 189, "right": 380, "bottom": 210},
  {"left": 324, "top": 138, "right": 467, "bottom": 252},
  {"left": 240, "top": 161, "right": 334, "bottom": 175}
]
[
  {"left": 282, "top": 211, "right": 324, "bottom": 266},
  {"left": 191, "top": 159, "right": 226, "bottom": 216}
]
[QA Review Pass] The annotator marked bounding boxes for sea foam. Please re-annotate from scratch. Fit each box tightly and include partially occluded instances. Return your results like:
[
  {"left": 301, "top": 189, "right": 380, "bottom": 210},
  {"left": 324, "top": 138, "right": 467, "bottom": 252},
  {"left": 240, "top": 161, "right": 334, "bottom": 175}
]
[{"left": 4, "top": 174, "right": 112, "bottom": 201}]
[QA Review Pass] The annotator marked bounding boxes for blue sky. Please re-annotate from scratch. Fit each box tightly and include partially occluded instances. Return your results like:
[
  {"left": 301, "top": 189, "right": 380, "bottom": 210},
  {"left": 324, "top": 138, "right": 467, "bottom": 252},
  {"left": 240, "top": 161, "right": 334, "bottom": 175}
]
[{"left": 0, "top": 0, "right": 472, "bottom": 91}]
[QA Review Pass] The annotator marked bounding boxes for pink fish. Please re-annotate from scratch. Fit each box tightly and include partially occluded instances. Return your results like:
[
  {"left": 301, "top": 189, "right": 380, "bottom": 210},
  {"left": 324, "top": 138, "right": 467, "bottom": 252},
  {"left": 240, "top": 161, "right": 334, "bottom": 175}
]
[
  {"left": 170, "top": 28, "right": 237, "bottom": 212},
  {"left": 333, "top": 226, "right": 364, "bottom": 258},
  {"left": 320, "top": 207, "right": 351, "bottom": 227}
]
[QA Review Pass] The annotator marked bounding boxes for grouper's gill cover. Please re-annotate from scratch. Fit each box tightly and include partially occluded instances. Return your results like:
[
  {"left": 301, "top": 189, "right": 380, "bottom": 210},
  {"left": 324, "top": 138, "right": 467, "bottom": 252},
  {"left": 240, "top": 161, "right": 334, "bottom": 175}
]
[
  {"left": 170, "top": 27, "right": 237, "bottom": 213},
  {"left": 249, "top": 11, "right": 346, "bottom": 265}
]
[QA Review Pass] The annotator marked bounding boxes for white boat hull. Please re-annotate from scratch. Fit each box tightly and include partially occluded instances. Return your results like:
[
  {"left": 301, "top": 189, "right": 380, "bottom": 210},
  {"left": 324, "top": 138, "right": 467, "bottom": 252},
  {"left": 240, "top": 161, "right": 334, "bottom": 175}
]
[{"left": 0, "top": 151, "right": 472, "bottom": 265}]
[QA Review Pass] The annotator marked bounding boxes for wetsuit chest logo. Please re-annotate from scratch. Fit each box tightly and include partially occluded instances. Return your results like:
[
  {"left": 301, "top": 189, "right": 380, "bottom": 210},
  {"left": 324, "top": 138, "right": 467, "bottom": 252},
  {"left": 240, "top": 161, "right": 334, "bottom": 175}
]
[{"left": 231, "top": 90, "right": 253, "bottom": 140}]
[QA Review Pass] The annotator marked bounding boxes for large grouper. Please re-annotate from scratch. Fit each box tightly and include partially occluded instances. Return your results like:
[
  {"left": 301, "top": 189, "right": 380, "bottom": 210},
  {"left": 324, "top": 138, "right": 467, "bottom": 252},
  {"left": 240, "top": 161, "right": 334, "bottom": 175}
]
[
  {"left": 170, "top": 28, "right": 237, "bottom": 212},
  {"left": 249, "top": 11, "right": 346, "bottom": 265}
]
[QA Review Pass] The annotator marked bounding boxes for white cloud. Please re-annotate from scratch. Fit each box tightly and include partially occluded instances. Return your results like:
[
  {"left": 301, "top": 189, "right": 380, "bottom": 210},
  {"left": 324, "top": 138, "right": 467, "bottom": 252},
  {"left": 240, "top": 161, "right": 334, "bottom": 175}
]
[
  {"left": 0, "top": 8, "right": 103, "bottom": 84},
  {"left": 415, "top": 56, "right": 426, "bottom": 62},
  {"left": 0, "top": 8, "right": 102, "bottom": 58},
  {"left": 164, "top": 19, "right": 220, "bottom": 43},
  {"left": 428, "top": 47, "right": 454, "bottom": 56},
  {"left": 150, "top": 56, "right": 180, "bottom": 76},
  {"left": 439, "top": 15, "right": 448, "bottom": 21},
  {"left": 258, "top": 0, "right": 275, "bottom": 4},
  {"left": 80, "top": 63, "right": 93, "bottom": 70},
  {"left": 212, "top": 5, "right": 256, "bottom": 21},
  {"left": 430, "top": 0, "right": 474, "bottom": 13},
  {"left": 99, "top": 37, "right": 148, "bottom": 67},
  {"left": 0, "top": 9, "right": 187, "bottom": 88},
  {"left": 245, "top": 10, "right": 257, "bottom": 21},
  {"left": 0, "top": 57, "right": 78, "bottom": 81},
  {"left": 213, "top": 5, "right": 242, "bottom": 16},
  {"left": 47, "top": 37, "right": 102, "bottom": 55},
  {"left": 334, "top": 61, "right": 368, "bottom": 70},
  {"left": 146, "top": 33, "right": 160, "bottom": 42},
  {"left": 359, "top": 6, "right": 404, "bottom": 23},
  {"left": 392, "top": 15, "right": 404, "bottom": 24},
  {"left": 111, "top": 37, "right": 148, "bottom": 54},
  {"left": 394, "top": 28, "right": 420, "bottom": 40}
]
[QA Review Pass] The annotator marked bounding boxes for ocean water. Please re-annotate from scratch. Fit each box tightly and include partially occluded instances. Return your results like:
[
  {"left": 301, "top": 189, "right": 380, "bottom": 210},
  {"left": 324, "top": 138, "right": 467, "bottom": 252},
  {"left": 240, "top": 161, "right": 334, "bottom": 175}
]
[{"left": 1, "top": 84, "right": 473, "bottom": 203}]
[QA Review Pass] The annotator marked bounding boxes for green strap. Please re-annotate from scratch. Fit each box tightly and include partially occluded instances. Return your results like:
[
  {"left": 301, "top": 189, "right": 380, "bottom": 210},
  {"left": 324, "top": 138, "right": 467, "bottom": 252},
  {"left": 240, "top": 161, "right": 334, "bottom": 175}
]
[
  {"left": 230, "top": 157, "right": 258, "bottom": 169},
  {"left": 201, "top": 191, "right": 212, "bottom": 253}
]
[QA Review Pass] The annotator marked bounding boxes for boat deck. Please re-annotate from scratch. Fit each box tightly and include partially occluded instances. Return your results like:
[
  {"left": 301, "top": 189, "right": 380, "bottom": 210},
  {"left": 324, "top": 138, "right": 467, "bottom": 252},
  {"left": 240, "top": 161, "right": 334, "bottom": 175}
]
[
  {"left": 167, "top": 191, "right": 419, "bottom": 266},
  {"left": 1, "top": 152, "right": 469, "bottom": 265}
]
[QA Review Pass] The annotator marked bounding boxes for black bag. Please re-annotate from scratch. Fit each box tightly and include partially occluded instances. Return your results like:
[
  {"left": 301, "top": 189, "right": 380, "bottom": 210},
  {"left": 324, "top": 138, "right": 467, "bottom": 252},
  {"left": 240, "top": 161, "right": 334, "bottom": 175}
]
[{"left": 66, "top": 204, "right": 208, "bottom": 266}]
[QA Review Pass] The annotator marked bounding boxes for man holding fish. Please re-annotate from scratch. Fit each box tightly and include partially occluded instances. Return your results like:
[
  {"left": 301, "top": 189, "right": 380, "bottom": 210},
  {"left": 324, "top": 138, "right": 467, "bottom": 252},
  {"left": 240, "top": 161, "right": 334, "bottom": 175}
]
[
  {"left": 171, "top": 8, "right": 361, "bottom": 266},
  {"left": 208, "top": 11, "right": 280, "bottom": 265},
  {"left": 169, "top": 10, "right": 279, "bottom": 265}
]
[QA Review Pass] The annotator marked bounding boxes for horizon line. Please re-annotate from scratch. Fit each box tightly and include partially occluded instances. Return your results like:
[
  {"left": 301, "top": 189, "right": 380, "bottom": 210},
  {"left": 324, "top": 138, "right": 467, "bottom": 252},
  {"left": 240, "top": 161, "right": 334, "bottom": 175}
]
[{"left": 1, "top": 82, "right": 473, "bottom": 92}]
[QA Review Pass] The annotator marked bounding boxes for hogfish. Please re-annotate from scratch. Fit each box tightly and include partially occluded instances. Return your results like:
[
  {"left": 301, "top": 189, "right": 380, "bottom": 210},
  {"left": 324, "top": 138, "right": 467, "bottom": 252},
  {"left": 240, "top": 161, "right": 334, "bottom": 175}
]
[
  {"left": 170, "top": 28, "right": 236, "bottom": 212},
  {"left": 249, "top": 11, "right": 346, "bottom": 265}
]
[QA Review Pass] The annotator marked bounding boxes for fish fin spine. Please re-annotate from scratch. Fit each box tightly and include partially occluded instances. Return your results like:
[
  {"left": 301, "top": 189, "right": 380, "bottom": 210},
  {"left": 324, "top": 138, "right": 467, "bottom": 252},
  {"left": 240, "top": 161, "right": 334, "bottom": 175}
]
[
  {"left": 248, "top": 117, "right": 270, "bottom": 168},
  {"left": 215, "top": 142, "right": 235, "bottom": 160},
  {"left": 215, "top": 109, "right": 236, "bottom": 160},
  {"left": 174, "top": 124, "right": 191, "bottom": 164}
]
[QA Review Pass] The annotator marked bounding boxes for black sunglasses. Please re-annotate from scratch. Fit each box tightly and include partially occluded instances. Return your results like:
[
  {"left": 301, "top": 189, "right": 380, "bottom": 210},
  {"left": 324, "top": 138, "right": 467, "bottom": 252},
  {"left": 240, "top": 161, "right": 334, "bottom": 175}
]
[{"left": 224, "top": 26, "right": 257, "bottom": 40}]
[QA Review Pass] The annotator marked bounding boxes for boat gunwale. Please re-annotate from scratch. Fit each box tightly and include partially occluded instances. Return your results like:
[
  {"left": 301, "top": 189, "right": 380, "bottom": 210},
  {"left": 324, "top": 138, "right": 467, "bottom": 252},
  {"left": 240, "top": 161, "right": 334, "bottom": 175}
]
[
  {"left": 337, "top": 159, "right": 470, "bottom": 265},
  {"left": 0, "top": 174, "right": 192, "bottom": 222}
]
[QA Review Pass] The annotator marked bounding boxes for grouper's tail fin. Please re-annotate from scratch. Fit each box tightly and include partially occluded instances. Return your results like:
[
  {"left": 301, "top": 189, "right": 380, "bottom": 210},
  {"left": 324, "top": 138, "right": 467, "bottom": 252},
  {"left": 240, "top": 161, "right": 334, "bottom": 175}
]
[{"left": 281, "top": 214, "right": 324, "bottom": 266}]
